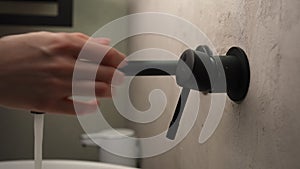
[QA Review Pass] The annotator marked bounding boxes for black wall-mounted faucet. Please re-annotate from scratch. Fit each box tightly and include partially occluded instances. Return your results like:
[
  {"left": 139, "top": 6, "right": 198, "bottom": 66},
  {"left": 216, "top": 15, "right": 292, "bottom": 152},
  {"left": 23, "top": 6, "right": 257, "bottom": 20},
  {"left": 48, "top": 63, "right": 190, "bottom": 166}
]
[{"left": 119, "top": 45, "right": 250, "bottom": 140}]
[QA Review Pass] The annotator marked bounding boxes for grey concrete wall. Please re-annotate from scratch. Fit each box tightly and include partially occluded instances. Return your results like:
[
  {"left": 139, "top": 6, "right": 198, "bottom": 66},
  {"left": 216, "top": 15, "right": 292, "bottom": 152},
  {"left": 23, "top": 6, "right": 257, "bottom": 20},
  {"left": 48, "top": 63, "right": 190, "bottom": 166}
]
[
  {"left": 127, "top": 0, "right": 300, "bottom": 169},
  {"left": 0, "top": 0, "right": 128, "bottom": 161}
]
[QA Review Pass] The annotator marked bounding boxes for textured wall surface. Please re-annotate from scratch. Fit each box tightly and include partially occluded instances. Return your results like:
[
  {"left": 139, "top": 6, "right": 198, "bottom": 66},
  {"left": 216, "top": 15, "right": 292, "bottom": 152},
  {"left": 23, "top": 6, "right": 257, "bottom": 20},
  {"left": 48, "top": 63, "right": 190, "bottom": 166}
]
[{"left": 127, "top": 0, "right": 300, "bottom": 169}]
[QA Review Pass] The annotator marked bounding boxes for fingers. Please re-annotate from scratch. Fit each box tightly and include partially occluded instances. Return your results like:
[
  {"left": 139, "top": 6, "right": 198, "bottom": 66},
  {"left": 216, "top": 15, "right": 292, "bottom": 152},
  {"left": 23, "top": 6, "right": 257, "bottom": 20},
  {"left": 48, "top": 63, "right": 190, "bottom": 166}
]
[
  {"left": 96, "top": 65, "right": 125, "bottom": 85},
  {"left": 93, "top": 38, "right": 111, "bottom": 45},
  {"left": 45, "top": 32, "right": 125, "bottom": 69},
  {"left": 102, "top": 48, "right": 127, "bottom": 68},
  {"left": 49, "top": 58, "right": 123, "bottom": 99},
  {"left": 54, "top": 33, "right": 126, "bottom": 69},
  {"left": 47, "top": 33, "right": 86, "bottom": 58},
  {"left": 41, "top": 80, "right": 111, "bottom": 115},
  {"left": 72, "top": 81, "right": 112, "bottom": 97},
  {"left": 78, "top": 40, "right": 126, "bottom": 68},
  {"left": 47, "top": 32, "right": 126, "bottom": 114},
  {"left": 70, "top": 32, "right": 89, "bottom": 40},
  {"left": 74, "top": 61, "right": 125, "bottom": 85},
  {"left": 53, "top": 98, "right": 98, "bottom": 115},
  {"left": 70, "top": 33, "right": 111, "bottom": 46}
]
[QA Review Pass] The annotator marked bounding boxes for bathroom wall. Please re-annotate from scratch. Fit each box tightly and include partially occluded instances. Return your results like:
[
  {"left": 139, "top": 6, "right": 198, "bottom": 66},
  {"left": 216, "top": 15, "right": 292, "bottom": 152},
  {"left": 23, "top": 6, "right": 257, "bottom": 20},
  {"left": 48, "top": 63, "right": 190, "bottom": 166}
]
[
  {"left": 0, "top": 0, "right": 128, "bottom": 161},
  {"left": 127, "top": 0, "right": 300, "bottom": 169}
]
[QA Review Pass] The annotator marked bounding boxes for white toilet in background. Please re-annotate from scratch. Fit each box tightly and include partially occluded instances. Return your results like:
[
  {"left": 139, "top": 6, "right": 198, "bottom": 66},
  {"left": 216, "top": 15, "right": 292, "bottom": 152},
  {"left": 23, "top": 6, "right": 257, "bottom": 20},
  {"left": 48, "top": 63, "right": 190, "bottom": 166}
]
[{"left": 81, "top": 128, "right": 139, "bottom": 168}]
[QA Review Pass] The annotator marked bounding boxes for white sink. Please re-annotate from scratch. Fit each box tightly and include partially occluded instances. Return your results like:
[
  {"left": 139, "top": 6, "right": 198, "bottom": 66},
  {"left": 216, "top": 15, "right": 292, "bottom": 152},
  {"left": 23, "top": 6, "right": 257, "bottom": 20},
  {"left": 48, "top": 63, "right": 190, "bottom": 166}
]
[{"left": 0, "top": 160, "right": 138, "bottom": 169}]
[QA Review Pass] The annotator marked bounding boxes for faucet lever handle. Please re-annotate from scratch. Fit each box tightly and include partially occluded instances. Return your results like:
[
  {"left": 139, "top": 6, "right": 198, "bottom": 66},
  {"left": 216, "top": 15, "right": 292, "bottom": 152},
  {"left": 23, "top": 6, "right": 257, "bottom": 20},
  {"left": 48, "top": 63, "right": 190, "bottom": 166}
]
[{"left": 166, "top": 87, "right": 190, "bottom": 140}]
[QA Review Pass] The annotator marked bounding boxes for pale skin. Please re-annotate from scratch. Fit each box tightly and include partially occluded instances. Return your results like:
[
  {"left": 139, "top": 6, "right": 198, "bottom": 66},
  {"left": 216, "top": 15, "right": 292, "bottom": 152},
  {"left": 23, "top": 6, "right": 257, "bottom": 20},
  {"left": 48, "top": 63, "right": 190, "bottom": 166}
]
[{"left": 0, "top": 31, "right": 126, "bottom": 115}]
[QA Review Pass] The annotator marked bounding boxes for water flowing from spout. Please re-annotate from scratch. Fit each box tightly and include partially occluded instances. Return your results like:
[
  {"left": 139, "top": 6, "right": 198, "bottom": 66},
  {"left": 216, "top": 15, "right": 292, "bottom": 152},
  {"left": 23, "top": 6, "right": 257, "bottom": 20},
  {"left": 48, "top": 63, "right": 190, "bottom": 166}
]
[{"left": 34, "top": 113, "right": 44, "bottom": 169}]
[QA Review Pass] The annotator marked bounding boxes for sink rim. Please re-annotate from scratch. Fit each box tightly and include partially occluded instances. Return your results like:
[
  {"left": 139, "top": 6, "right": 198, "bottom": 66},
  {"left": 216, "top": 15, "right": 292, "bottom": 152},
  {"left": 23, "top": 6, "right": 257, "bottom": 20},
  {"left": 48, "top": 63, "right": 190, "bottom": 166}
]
[{"left": 0, "top": 160, "right": 138, "bottom": 169}]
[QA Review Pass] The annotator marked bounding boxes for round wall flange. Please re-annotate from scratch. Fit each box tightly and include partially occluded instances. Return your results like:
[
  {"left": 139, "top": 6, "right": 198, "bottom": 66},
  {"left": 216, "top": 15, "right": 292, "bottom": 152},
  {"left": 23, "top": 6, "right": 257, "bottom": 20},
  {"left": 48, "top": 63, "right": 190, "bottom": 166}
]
[{"left": 225, "top": 47, "right": 250, "bottom": 102}]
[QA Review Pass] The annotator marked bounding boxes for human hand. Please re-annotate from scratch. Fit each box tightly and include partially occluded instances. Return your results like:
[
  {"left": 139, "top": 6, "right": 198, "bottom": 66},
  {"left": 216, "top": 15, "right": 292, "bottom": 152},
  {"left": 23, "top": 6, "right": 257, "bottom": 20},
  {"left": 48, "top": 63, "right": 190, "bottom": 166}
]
[{"left": 0, "top": 32, "right": 126, "bottom": 115}]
